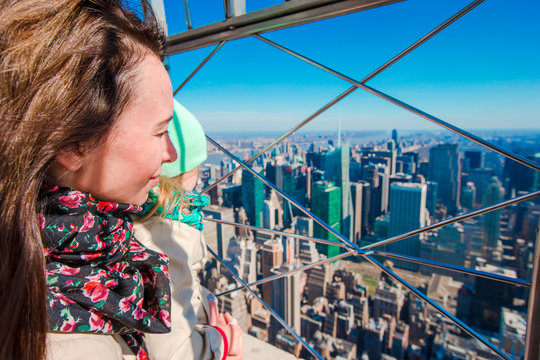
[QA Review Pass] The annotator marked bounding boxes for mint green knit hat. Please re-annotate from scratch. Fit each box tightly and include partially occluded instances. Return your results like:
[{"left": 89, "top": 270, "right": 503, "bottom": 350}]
[{"left": 162, "top": 100, "right": 207, "bottom": 177}]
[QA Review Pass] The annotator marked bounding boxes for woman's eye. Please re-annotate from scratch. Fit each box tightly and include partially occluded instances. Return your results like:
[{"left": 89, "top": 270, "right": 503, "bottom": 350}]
[{"left": 157, "top": 130, "right": 168, "bottom": 137}]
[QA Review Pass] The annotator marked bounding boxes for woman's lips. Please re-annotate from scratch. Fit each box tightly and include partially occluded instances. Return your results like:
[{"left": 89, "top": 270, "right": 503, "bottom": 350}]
[{"left": 149, "top": 176, "right": 159, "bottom": 187}]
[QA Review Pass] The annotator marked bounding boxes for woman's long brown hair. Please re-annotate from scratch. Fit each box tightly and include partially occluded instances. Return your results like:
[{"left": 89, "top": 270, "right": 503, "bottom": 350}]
[{"left": 0, "top": 1, "right": 165, "bottom": 358}]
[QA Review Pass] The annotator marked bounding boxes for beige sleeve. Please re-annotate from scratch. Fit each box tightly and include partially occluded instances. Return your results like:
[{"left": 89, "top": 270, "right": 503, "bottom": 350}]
[
  {"left": 46, "top": 333, "right": 124, "bottom": 360},
  {"left": 146, "top": 324, "right": 225, "bottom": 360},
  {"left": 134, "top": 218, "right": 225, "bottom": 360}
]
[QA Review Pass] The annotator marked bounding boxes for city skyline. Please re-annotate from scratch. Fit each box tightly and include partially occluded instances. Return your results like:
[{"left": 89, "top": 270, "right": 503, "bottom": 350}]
[{"left": 198, "top": 127, "right": 539, "bottom": 359}]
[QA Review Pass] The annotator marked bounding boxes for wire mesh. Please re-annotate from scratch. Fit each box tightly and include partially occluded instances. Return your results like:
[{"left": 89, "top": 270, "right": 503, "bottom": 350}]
[{"left": 167, "top": 1, "right": 540, "bottom": 359}]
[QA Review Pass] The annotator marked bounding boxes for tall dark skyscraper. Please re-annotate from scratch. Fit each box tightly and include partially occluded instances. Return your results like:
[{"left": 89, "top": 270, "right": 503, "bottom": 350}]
[
  {"left": 387, "top": 182, "right": 427, "bottom": 271},
  {"left": 428, "top": 143, "right": 461, "bottom": 215},
  {"left": 467, "top": 168, "right": 496, "bottom": 204},
  {"left": 461, "top": 182, "right": 476, "bottom": 210},
  {"left": 265, "top": 161, "right": 284, "bottom": 190},
  {"left": 392, "top": 128, "right": 398, "bottom": 148},
  {"left": 362, "top": 163, "right": 389, "bottom": 226},
  {"left": 311, "top": 180, "right": 342, "bottom": 258},
  {"left": 241, "top": 167, "right": 265, "bottom": 227},
  {"left": 350, "top": 159, "right": 363, "bottom": 182},
  {"left": 281, "top": 163, "right": 308, "bottom": 227},
  {"left": 221, "top": 183, "right": 243, "bottom": 209},
  {"left": 464, "top": 150, "right": 484, "bottom": 171},
  {"left": 503, "top": 154, "right": 540, "bottom": 195},
  {"left": 306, "top": 150, "right": 326, "bottom": 170},
  {"left": 425, "top": 181, "right": 438, "bottom": 218}
]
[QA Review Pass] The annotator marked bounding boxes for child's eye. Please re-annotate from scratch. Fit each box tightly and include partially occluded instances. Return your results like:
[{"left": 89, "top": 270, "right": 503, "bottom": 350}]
[{"left": 157, "top": 130, "right": 168, "bottom": 137}]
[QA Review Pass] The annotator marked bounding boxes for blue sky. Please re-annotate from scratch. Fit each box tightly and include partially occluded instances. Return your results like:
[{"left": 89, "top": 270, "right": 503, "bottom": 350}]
[{"left": 146, "top": 0, "right": 540, "bottom": 132}]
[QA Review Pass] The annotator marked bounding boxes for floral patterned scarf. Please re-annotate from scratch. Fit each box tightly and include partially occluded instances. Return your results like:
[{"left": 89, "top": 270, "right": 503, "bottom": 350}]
[
  {"left": 140, "top": 188, "right": 209, "bottom": 231},
  {"left": 39, "top": 186, "right": 172, "bottom": 360}
]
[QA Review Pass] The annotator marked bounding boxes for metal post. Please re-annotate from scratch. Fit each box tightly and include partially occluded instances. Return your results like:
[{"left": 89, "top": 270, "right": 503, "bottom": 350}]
[
  {"left": 525, "top": 219, "right": 540, "bottom": 359},
  {"left": 183, "top": 0, "right": 193, "bottom": 29},
  {"left": 166, "top": 0, "right": 404, "bottom": 54},
  {"left": 223, "top": 0, "right": 231, "bottom": 19}
]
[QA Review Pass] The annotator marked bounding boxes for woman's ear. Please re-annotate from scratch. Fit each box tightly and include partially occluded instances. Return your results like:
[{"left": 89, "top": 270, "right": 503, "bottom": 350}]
[{"left": 55, "top": 147, "right": 84, "bottom": 172}]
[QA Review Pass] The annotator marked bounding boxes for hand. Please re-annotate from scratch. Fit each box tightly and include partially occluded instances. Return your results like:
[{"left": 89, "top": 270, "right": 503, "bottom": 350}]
[
  {"left": 213, "top": 312, "right": 244, "bottom": 360},
  {"left": 207, "top": 295, "right": 244, "bottom": 359}
]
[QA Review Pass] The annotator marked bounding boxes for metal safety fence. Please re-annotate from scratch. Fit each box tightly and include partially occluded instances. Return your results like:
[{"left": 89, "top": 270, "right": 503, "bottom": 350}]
[{"left": 164, "top": 1, "right": 540, "bottom": 359}]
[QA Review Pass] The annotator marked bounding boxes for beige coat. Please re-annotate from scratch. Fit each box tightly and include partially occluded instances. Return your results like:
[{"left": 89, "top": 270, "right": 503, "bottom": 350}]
[
  {"left": 134, "top": 217, "right": 225, "bottom": 360},
  {"left": 46, "top": 218, "right": 225, "bottom": 360}
]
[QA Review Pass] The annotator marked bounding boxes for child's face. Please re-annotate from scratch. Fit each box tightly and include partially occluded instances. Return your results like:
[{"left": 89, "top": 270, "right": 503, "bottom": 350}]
[
  {"left": 178, "top": 165, "right": 200, "bottom": 191},
  {"left": 54, "top": 55, "right": 177, "bottom": 205}
]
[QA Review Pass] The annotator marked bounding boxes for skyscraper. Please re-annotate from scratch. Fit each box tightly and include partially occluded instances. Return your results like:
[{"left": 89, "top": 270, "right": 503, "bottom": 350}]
[
  {"left": 306, "top": 263, "right": 332, "bottom": 304},
  {"left": 271, "top": 263, "right": 302, "bottom": 335},
  {"left": 425, "top": 181, "right": 438, "bottom": 218},
  {"left": 468, "top": 168, "right": 496, "bottom": 204},
  {"left": 293, "top": 216, "right": 320, "bottom": 265},
  {"left": 226, "top": 236, "right": 257, "bottom": 284},
  {"left": 470, "top": 264, "right": 516, "bottom": 332},
  {"left": 387, "top": 139, "right": 398, "bottom": 175},
  {"left": 282, "top": 163, "right": 308, "bottom": 227},
  {"left": 387, "top": 182, "right": 427, "bottom": 271},
  {"left": 350, "top": 182, "right": 368, "bottom": 243},
  {"left": 324, "top": 142, "right": 353, "bottom": 239},
  {"left": 261, "top": 239, "right": 283, "bottom": 306},
  {"left": 392, "top": 129, "right": 399, "bottom": 150},
  {"left": 362, "top": 163, "right": 389, "bottom": 226},
  {"left": 461, "top": 181, "right": 476, "bottom": 210},
  {"left": 265, "top": 161, "right": 284, "bottom": 190},
  {"left": 221, "top": 183, "right": 242, "bottom": 209},
  {"left": 311, "top": 181, "right": 342, "bottom": 258},
  {"left": 436, "top": 223, "right": 466, "bottom": 270},
  {"left": 241, "top": 167, "right": 265, "bottom": 227},
  {"left": 429, "top": 143, "right": 461, "bottom": 215},
  {"left": 220, "top": 291, "right": 250, "bottom": 330},
  {"left": 378, "top": 171, "right": 389, "bottom": 214},
  {"left": 203, "top": 205, "right": 235, "bottom": 260},
  {"left": 263, "top": 190, "right": 283, "bottom": 230},
  {"left": 503, "top": 154, "right": 539, "bottom": 195},
  {"left": 464, "top": 150, "right": 484, "bottom": 171},
  {"left": 482, "top": 176, "right": 504, "bottom": 254}
]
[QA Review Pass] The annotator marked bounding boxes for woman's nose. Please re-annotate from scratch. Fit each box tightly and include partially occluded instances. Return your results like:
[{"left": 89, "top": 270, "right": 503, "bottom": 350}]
[{"left": 162, "top": 132, "right": 177, "bottom": 163}]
